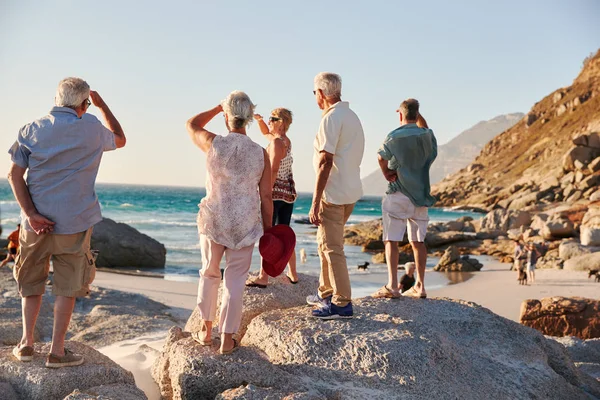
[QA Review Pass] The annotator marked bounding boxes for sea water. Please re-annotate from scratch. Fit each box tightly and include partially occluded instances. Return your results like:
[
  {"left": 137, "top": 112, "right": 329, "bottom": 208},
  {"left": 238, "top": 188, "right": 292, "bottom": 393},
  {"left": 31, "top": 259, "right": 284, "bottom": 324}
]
[{"left": 0, "top": 181, "right": 485, "bottom": 296}]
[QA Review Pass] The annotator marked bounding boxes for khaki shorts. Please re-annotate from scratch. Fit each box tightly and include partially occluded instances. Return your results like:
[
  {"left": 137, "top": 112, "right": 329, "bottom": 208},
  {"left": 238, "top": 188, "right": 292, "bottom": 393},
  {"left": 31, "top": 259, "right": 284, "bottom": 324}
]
[
  {"left": 382, "top": 192, "right": 429, "bottom": 242},
  {"left": 13, "top": 228, "right": 96, "bottom": 297}
]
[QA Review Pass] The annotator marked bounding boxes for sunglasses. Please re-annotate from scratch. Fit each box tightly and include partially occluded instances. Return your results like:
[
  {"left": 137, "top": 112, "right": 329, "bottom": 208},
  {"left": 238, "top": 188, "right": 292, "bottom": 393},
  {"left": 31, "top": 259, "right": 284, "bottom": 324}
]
[
  {"left": 269, "top": 117, "right": 281, "bottom": 122},
  {"left": 84, "top": 99, "right": 91, "bottom": 107}
]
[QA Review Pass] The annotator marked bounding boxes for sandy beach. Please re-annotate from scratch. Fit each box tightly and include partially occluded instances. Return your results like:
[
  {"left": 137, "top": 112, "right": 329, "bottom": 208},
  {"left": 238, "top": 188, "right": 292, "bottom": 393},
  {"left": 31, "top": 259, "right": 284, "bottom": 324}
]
[{"left": 92, "top": 261, "right": 600, "bottom": 399}]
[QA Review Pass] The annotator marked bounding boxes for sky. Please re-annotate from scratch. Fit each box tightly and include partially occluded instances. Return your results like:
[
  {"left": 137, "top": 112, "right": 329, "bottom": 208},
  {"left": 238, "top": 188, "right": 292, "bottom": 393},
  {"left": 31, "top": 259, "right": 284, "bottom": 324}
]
[{"left": 0, "top": 0, "right": 599, "bottom": 192}]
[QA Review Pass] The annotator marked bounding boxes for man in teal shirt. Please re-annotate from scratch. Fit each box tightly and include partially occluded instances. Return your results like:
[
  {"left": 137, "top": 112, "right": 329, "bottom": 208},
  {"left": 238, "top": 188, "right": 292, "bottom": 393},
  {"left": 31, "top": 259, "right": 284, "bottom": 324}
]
[{"left": 372, "top": 98, "right": 437, "bottom": 299}]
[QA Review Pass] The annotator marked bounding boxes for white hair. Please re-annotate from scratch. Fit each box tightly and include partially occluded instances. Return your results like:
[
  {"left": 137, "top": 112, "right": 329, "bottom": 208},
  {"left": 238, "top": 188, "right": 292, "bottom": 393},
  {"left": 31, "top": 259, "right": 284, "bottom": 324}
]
[
  {"left": 314, "top": 72, "right": 342, "bottom": 98},
  {"left": 222, "top": 91, "right": 255, "bottom": 130},
  {"left": 55, "top": 77, "right": 90, "bottom": 108},
  {"left": 405, "top": 262, "right": 416, "bottom": 271}
]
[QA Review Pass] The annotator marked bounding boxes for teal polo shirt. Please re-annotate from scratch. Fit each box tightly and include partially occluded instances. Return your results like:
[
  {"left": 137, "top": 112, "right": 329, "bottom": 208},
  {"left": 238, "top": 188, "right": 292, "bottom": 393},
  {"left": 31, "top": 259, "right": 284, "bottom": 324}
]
[{"left": 377, "top": 123, "right": 438, "bottom": 207}]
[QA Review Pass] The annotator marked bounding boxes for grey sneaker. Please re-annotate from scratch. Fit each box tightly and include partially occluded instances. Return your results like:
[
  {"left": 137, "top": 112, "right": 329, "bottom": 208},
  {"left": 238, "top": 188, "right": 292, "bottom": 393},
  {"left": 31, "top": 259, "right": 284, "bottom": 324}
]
[
  {"left": 306, "top": 293, "right": 332, "bottom": 307},
  {"left": 45, "top": 348, "right": 84, "bottom": 368}
]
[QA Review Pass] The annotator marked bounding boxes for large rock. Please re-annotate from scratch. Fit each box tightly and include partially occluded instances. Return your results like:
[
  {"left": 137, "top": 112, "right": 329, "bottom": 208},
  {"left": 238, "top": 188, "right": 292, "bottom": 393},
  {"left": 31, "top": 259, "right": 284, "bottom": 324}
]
[
  {"left": 520, "top": 297, "right": 600, "bottom": 340},
  {"left": 92, "top": 218, "right": 166, "bottom": 269},
  {"left": 185, "top": 273, "right": 318, "bottom": 341},
  {"left": 433, "top": 246, "right": 483, "bottom": 272},
  {"left": 0, "top": 342, "right": 140, "bottom": 400},
  {"left": 563, "top": 145, "right": 600, "bottom": 171},
  {"left": 425, "top": 231, "right": 476, "bottom": 248},
  {"left": 580, "top": 172, "right": 600, "bottom": 192},
  {"left": 581, "top": 205, "right": 600, "bottom": 246},
  {"left": 0, "top": 268, "right": 176, "bottom": 348},
  {"left": 479, "top": 209, "right": 531, "bottom": 232},
  {"left": 153, "top": 298, "right": 600, "bottom": 399},
  {"left": 553, "top": 337, "right": 600, "bottom": 382},
  {"left": 63, "top": 384, "right": 146, "bottom": 400},
  {"left": 542, "top": 213, "right": 577, "bottom": 240},
  {"left": 564, "top": 252, "right": 600, "bottom": 271},
  {"left": 558, "top": 241, "right": 592, "bottom": 261}
]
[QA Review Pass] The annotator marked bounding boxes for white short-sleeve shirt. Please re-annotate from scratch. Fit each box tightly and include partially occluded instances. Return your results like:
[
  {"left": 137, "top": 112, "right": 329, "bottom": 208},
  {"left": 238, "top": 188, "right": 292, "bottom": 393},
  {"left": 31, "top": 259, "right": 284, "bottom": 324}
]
[{"left": 313, "top": 101, "right": 365, "bottom": 205}]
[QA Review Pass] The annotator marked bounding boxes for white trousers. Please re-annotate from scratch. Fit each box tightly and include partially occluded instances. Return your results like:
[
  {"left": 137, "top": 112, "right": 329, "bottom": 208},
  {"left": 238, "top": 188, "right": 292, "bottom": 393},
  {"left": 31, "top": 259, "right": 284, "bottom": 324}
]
[{"left": 196, "top": 234, "right": 254, "bottom": 334}]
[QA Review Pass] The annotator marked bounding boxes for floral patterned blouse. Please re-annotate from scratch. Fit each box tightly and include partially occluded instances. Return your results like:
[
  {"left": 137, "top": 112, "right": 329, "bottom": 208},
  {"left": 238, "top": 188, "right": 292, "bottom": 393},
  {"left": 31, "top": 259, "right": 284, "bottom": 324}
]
[{"left": 197, "top": 132, "right": 265, "bottom": 249}]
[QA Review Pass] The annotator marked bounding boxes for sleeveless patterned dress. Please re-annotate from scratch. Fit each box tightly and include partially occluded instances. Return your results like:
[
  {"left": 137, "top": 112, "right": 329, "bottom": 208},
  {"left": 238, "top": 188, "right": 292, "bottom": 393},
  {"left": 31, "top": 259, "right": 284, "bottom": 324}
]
[
  {"left": 272, "top": 139, "right": 297, "bottom": 204},
  {"left": 197, "top": 132, "right": 265, "bottom": 249}
]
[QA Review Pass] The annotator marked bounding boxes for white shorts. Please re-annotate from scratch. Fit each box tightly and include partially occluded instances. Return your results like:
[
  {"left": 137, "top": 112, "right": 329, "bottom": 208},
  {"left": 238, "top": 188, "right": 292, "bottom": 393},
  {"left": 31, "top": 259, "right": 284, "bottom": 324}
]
[{"left": 382, "top": 192, "right": 429, "bottom": 243}]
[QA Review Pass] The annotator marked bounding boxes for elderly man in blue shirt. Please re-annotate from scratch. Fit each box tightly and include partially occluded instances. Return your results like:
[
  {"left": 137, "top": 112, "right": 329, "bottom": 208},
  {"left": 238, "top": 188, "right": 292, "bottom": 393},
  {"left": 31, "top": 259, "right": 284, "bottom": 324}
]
[
  {"left": 373, "top": 98, "right": 437, "bottom": 299},
  {"left": 8, "top": 77, "right": 126, "bottom": 367}
]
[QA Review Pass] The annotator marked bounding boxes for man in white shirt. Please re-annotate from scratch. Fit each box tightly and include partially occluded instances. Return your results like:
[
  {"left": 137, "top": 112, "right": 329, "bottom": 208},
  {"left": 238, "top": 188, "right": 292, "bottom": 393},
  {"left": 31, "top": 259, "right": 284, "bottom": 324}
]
[{"left": 307, "top": 72, "right": 365, "bottom": 319}]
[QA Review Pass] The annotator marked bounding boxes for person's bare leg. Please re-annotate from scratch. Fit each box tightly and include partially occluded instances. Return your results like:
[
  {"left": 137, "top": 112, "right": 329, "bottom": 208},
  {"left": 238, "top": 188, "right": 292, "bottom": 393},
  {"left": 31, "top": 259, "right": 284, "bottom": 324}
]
[
  {"left": 410, "top": 241, "right": 427, "bottom": 295},
  {"left": 199, "top": 320, "right": 213, "bottom": 342},
  {"left": 20, "top": 295, "right": 42, "bottom": 347},
  {"left": 49, "top": 296, "right": 75, "bottom": 356},
  {"left": 287, "top": 249, "right": 298, "bottom": 282},
  {"left": 385, "top": 241, "right": 399, "bottom": 290},
  {"left": 250, "top": 265, "right": 269, "bottom": 286}
]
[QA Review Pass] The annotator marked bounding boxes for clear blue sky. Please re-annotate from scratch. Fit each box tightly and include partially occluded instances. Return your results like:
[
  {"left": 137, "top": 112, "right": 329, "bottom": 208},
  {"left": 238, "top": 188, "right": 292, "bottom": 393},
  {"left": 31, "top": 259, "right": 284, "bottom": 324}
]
[{"left": 1, "top": 0, "right": 598, "bottom": 192}]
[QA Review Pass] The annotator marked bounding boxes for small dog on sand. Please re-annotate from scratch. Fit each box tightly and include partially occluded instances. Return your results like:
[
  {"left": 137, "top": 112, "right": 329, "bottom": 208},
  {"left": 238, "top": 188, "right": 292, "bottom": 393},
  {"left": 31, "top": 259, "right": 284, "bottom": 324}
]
[
  {"left": 358, "top": 262, "right": 370, "bottom": 271},
  {"left": 300, "top": 248, "right": 307, "bottom": 264},
  {"left": 518, "top": 268, "right": 528, "bottom": 285},
  {"left": 589, "top": 269, "right": 600, "bottom": 282}
]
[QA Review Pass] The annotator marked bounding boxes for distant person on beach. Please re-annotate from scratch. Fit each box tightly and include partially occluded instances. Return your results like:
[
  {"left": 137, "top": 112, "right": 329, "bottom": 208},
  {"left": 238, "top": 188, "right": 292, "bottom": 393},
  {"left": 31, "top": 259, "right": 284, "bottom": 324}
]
[
  {"left": 373, "top": 98, "right": 437, "bottom": 299},
  {"left": 7, "top": 77, "right": 126, "bottom": 367},
  {"left": 526, "top": 242, "right": 539, "bottom": 284},
  {"left": 399, "top": 262, "right": 416, "bottom": 294},
  {"left": 246, "top": 108, "right": 299, "bottom": 287},
  {"left": 513, "top": 240, "right": 526, "bottom": 277},
  {"left": 0, "top": 224, "right": 20, "bottom": 268},
  {"left": 187, "top": 91, "right": 273, "bottom": 354},
  {"left": 307, "top": 72, "right": 365, "bottom": 319}
]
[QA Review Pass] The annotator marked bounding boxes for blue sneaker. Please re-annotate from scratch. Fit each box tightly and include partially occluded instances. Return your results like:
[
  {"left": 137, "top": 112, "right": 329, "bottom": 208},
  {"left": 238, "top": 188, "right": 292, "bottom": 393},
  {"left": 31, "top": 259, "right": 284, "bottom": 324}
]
[
  {"left": 312, "top": 302, "right": 353, "bottom": 320},
  {"left": 306, "top": 293, "right": 332, "bottom": 307}
]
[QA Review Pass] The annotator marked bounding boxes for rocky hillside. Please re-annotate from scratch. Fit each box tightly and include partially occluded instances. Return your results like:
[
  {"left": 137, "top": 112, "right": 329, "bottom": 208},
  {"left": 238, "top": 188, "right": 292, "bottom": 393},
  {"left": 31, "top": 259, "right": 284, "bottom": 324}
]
[
  {"left": 433, "top": 49, "right": 600, "bottom": 211},
  {"left": 361, "top": 113, "right": 523, "bottom": 196}
]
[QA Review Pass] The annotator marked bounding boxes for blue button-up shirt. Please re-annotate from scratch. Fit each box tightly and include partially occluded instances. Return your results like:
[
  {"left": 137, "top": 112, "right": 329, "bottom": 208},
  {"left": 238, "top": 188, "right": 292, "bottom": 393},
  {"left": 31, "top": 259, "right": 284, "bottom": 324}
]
[
  {"left": 8, "top": 107, "right": 117, "bottom": 234},
  {"left": 378, "top": 123, "right": 438, "bottom": 207}
]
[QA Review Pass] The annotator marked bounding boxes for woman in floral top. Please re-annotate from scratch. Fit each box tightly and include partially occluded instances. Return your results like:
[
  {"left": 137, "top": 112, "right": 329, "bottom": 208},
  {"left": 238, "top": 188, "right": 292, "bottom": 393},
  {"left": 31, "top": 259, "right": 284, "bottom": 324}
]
[{"left": 186, "top": 91, "right": 272, "bottom": 355}]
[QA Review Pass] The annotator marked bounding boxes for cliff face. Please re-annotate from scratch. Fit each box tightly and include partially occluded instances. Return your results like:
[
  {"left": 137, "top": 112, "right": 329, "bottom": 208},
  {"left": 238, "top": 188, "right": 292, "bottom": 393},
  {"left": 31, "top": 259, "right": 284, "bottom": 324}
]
[
  {"left": 433, "top": 49, "right": 600, "bottom": 210},
  {"left": 361, "top": 113, "right": 523, "bottom": 196}
]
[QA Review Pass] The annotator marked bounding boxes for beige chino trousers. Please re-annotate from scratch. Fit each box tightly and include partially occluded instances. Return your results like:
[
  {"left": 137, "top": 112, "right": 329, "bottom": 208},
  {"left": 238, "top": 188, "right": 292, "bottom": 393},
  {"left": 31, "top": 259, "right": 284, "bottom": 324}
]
[{"left": 317, "top": 201, "right": 355, "bottom": 307}]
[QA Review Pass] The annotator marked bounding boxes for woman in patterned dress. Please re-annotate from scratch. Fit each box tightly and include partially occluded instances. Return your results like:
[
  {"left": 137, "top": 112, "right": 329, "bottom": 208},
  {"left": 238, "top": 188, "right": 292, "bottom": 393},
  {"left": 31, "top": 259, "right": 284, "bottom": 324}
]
[
  {"left": 246, "top": 108, "right": 299, "bottom": 287},
  {"left": 186, "top": 91, "right": 273, "bottom": 354}
]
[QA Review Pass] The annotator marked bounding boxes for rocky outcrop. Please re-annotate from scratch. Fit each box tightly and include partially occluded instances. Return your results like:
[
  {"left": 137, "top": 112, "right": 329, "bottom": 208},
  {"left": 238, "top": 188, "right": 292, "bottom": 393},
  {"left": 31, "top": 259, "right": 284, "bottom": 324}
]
[
  {"left": 154, "top": 298, "right": 600, "bottom": 399},
  {"left": 63, "top": 385, "right": 147, "bottom": 400},
  {"left": 581, "top": 204, "right": 600, "bottom": 246},
  {"left": 433, "top": 246, "right": 483, "bottom": 272},
  {"left": 564, "top": 252, "right": 600, "bottom": 271},
  {"left": 558, "top": 241, "right": 592, "bottom": 261},
  {"left": 0, "top": 268, "right": 177, "bottom": 348},
  {"left": 432, "top": 50, "right": 600, "bottom": 211},
  {"left": 541, "top": 213, "right": 577, "bottom": 240},
  {"left": 185, "top": 273, "right": 318, "bottom": 340},
  {"left": 553, "top": 337, "right": 600, "bottom": 382},
  {"left": 91, "top": 218, "right": 166, "bottom": 269},
  {"left": 520, "top": 297, "right": 600, "bottom": 340},
  {"left": 479, "top": 209, "right": 531, "bottom": 232},
  {"left": 0, "top": 342, "right": 141, "bottom": 400}
]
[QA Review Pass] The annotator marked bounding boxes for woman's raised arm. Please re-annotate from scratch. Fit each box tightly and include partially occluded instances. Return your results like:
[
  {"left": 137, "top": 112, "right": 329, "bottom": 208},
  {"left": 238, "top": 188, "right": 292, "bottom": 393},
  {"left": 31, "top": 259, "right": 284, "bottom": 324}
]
[{"left": 186, "top": 104, "right": 222, "bottom": 152}]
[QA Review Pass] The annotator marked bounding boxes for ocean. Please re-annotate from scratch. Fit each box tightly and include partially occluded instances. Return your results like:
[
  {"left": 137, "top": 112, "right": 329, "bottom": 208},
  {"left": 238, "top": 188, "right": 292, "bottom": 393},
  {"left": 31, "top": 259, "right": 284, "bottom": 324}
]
[{"left": 0, "top": 181, "right": 487, "bottom": 296}]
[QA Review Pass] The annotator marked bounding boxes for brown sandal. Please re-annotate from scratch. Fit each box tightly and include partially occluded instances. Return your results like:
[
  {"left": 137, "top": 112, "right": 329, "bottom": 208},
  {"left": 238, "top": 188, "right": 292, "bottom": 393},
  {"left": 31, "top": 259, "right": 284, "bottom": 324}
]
[
  {"left": 402, "top": 286, "right": 427, "bottom": 299},
  {"left": 372, "top": 285, "right": 400, "bottom": 299},
  {"left": 219, "top": 339, "right": 239, "bottom": 355}
]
